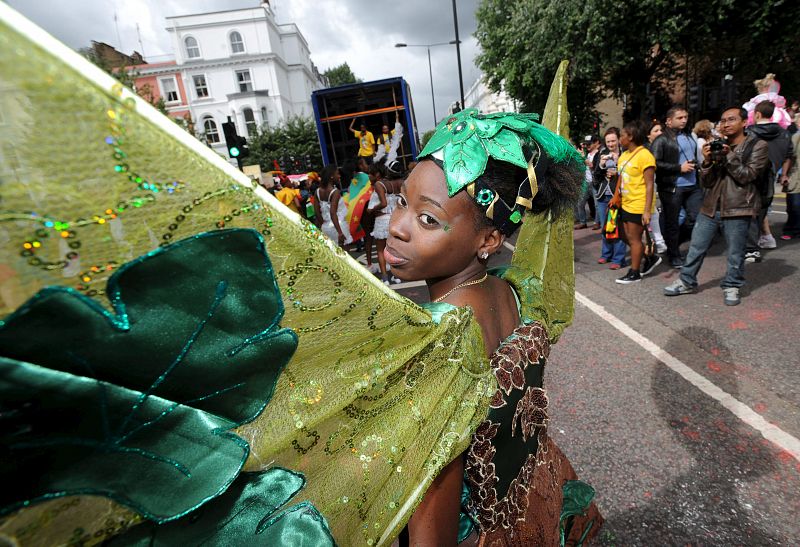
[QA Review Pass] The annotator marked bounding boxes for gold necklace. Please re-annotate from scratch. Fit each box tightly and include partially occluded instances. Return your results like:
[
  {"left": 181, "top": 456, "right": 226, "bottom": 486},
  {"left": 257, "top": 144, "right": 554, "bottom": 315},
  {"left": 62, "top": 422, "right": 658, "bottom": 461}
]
[{"left": 433, "top": 273, "right": 489, "bottom": 303}]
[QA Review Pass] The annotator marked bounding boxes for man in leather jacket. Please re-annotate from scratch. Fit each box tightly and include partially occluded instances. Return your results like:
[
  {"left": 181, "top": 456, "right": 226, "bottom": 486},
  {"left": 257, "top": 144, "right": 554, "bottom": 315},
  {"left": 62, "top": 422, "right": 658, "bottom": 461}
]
[
  {"left": 651, "top": 106, "right": 703, "bottom": 268},
  {"left": 664, "top": 107, "right": 770, "bottom": 306}
]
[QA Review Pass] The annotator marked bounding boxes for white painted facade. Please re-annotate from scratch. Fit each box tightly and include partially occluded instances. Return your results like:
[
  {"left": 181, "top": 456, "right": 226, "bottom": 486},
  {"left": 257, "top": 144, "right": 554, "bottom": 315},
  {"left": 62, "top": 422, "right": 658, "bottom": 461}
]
[
  {"left": 460, "top": 76, "right": 517, "bottom": 114},
  {"left": 165, "top": 2, "right": 325, "bottom": 155}
]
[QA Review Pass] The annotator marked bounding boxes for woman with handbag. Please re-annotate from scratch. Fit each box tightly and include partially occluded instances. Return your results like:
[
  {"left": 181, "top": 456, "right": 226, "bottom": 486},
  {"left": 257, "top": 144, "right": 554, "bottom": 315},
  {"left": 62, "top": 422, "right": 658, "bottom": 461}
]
[
  {"left": 595, "top": 128, "right": 627, "bottom": 269},
  {"left": 609, "top": 120, "right": 662, "bottom": 284}
]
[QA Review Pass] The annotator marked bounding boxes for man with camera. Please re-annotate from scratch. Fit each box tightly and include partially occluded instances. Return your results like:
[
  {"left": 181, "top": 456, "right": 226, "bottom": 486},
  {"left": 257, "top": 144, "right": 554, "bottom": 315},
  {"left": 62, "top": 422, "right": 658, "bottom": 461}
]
[
  {"left": 664, "top": 107, "right": 770, "bottom": 306},
  {"left": 651, "top": 106, "right": 704, "bottom": 268}
]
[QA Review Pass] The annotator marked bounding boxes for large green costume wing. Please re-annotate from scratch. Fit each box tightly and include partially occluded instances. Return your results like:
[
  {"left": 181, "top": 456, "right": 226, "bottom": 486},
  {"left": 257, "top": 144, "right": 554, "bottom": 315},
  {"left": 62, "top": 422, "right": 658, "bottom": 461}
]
[
  {"left": 0, "top": 6, "right": 493, "bottom": 546},
  {"left": 502, "top": 60, "right": 575, "bottom": 342}
]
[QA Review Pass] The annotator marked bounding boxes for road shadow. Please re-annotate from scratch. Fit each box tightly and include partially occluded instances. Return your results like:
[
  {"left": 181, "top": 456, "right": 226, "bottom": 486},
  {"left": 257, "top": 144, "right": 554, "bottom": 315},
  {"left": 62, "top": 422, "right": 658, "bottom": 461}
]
[
  {"left": 599, "top": 328, "right": 785, "bottom": 545},
  {"left": 695, "top": 258, "right": 797, "bottom": 294}
]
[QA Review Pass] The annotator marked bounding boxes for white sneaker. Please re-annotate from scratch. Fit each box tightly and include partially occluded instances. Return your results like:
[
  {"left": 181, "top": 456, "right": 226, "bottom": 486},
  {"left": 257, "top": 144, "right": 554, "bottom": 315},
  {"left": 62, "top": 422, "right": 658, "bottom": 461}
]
[
  {"left": 656, "top": 243, "right": 667, "bottom": 254},
  {"left": 723, "top": 287, "right": 741, "bottom": 306},
  {"left": 390, "top": 276, "right": 402, "bottom": 284},
  {"left": 757, "top": 234, "right": 776, "bottom": 249},
  {"left": 366, "top": 263, "right": 380, "bottom": 274}
]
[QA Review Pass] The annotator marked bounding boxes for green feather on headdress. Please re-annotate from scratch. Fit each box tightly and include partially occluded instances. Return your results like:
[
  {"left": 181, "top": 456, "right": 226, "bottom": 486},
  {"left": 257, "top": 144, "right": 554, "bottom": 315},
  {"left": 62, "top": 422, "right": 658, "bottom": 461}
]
[{"left": 419, "top": 108, "right": 582, "bottom": 197}]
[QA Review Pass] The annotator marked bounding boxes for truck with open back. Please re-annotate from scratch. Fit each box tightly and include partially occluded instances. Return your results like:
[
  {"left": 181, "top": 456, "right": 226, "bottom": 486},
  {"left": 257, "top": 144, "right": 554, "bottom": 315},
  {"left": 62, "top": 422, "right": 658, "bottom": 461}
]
[{"left": 311, "top": 77, "right": 420, "bottom": 170}]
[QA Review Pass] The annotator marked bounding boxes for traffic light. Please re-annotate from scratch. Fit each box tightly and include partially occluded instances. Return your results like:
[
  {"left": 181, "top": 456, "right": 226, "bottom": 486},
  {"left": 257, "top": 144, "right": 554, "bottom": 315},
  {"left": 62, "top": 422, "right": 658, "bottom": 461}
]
[
  {"left": 688, "top": 85, "right": 703, "bottom": 112},
  {"left": 222, "top": 118, "right": 250, "bottom": 165}
]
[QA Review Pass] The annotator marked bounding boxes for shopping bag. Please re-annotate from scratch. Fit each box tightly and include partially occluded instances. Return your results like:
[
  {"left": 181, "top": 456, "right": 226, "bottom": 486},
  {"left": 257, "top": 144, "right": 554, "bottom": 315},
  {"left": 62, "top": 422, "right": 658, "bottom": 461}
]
[{"left": 604, "top": 206, "right": 619, "bottom": 240}]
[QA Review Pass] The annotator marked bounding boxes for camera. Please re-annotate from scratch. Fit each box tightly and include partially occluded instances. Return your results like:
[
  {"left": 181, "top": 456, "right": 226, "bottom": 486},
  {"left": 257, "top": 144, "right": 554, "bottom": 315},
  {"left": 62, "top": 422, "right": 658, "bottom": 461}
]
[{"left": 709, "top": 139, "right": 726, "bottom": 153}]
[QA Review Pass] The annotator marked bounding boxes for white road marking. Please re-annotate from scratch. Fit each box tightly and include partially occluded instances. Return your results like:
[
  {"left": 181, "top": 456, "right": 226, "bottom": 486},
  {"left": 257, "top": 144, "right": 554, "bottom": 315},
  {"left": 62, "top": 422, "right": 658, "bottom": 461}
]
[
  {"left": 502, "top": 240, "right": 800, "bottom": 462},
  {"left": 392, "top": 280, "right": 427, "bottom": 289}
]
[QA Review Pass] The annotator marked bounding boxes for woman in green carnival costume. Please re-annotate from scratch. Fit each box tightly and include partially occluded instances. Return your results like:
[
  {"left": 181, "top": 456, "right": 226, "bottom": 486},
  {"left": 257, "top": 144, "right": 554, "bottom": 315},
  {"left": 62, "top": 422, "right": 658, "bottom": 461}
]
[
  {"left": 391, "top": 110, "right": 602, "bottom": 545},
  {"left": 0, "top": 4, "right": 599, "bottom": 544}
]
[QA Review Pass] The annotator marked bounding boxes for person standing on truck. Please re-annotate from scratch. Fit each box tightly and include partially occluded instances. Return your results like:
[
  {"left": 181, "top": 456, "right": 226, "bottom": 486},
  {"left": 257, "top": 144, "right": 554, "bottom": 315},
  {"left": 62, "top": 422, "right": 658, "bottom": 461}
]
[{"left": 349, "top": 118, "right": 376, "bottom": 164}]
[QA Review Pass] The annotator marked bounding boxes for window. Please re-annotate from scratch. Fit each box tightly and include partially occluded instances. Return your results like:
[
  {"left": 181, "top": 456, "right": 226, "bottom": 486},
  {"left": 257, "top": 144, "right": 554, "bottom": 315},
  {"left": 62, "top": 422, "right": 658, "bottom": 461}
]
[
  {"left": 243, "top": 108, "right": 257, "bottom": 136},
  {"left": 235, "top": 69, "right": 253, "bottom": 92},
  {"left": 203, "top": 117, "right": 220, "bottom": 144},
  {"left": 260, "top": 107, "right": 268, "bottom": 126},
  {"left": 230, "top": 31, "right": 245, "bottom": 54},
  {"left": 193, "top": 74, "right": 209, "bottom": 98},
  {"left": 185, "top": 36, "right": 200, "bottom": 59},
  {"left": 160, "top": 77, "right": 179, "bottom": 103}
]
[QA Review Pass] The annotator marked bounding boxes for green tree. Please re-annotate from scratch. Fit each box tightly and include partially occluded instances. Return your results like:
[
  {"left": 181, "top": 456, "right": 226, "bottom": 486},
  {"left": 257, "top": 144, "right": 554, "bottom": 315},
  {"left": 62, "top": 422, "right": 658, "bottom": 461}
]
[
  {"left": 248, "top": 117, "right": 322, "bottom": 174},
  {"left": 475, "top": 0, "right": 800, "bottom": 132},
  {"left": 322, "top": 63, "right": 361, "bottom": 87},
  {"left": 420, "top": 129, "right": 435, "bottom": 149}
]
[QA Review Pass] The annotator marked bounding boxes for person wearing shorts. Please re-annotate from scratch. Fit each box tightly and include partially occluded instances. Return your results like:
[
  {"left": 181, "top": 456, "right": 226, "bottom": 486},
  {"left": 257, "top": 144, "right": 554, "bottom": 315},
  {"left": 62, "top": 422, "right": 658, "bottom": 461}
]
[{"left": 609, "top": 120, "right": 661, "bottom": 284}]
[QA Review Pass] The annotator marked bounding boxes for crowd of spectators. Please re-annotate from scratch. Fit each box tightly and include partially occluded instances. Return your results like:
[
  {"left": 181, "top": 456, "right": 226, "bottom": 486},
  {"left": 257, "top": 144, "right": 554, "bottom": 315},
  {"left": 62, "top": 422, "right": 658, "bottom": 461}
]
[{"left": 575, "top": 86, "right": 798, "bottom": 306}]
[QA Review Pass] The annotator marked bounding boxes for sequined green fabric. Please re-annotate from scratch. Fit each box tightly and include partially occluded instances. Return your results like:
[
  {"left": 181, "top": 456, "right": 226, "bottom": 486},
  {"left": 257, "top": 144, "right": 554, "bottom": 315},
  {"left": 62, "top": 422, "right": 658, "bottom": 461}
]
[
  {"left": 502, "top": 61, "right": 576, "bottom": 342},
  {"left": 0, "top": 6, "right": 493, "bottom": 546}
]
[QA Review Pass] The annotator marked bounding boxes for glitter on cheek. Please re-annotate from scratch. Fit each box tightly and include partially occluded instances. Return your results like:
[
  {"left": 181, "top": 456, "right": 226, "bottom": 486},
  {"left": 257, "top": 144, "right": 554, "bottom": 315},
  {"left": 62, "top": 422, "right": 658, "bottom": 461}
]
[{"left": 443, "top": 224, "right": 451, "bottom": 232}]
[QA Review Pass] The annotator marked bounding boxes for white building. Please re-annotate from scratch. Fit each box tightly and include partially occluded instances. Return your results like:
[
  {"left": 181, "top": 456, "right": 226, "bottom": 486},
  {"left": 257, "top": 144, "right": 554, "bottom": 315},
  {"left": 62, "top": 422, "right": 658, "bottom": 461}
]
[
  {"left": 164, "top": 1, "right": 325, "bottom": 155},
  {"left": 457, "top": 76, "right": 517, "bottom": 115}
]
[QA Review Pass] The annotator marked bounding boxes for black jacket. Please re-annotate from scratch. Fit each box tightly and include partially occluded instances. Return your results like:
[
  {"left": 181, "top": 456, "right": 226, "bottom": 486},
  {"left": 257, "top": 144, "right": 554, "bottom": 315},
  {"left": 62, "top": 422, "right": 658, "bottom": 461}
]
[
  {"left": 747, "top": 123, "right": 794, "bottom": 171},
  {"left": 651, "top": 129, "right": 681, "bottom": 192},
  {"left": 591, "top": 147, "right": 619, "bottom": 198},
  {"left": 746, "top": 122, "right": 795, "bottom": 200}
]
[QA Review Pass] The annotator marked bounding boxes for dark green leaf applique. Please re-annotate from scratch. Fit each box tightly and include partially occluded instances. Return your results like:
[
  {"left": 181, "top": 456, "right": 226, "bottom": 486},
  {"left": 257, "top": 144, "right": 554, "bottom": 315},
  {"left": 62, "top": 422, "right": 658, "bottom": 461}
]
[
  {"left": 484, "top": 128, "right": 528, "bottom": 168},
  {"left": 560, "top": 479, "right": 596, "bottom": 546},
  {"left": 108, "top": 468, "right": 336, "bottom": 546},
  {"left": 443, "top": 138, "right": 489, "bottom": 195},
  {"left": 0, "top": 229, "right": 298, "bottom": 522}
]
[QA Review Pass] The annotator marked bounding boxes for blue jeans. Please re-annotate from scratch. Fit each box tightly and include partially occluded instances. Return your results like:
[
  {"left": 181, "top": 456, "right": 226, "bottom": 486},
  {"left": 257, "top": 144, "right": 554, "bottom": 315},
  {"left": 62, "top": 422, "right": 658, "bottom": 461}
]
[
  {"left": 574, "top": 184, "right": 595, "bottom": 224},
  {"left": 596, "top": 195, "right": 627, "bottom": 265},
  {"left": 680, "top": 212, "right": 750, "bottom": 289}
]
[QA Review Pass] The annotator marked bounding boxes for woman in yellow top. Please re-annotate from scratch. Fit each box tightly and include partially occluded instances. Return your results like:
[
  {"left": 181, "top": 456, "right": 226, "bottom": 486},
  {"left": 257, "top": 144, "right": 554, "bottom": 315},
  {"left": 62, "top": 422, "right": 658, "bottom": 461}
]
[{"left": 609, "top": 120, "right": 661, "bottom": 283}]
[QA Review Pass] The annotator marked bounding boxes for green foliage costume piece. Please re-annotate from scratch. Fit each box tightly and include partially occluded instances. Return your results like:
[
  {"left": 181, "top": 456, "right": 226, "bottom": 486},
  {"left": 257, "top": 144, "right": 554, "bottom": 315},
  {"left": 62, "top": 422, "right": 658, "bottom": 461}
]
[
  {"left": 108, "top": 468, "right": 335, "bottom": 546},
  {"left": 0, "top": 5, "right": 583, "bottom": 546},
  {"left": 503, "top": 60, "right": 577, "bottom": 341}
]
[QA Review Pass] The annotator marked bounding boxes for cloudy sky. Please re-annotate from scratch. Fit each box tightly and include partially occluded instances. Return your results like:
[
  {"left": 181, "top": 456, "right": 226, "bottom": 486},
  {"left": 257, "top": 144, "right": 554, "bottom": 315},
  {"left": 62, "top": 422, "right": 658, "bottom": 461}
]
[{"left": 8, "top": 0, "right": 482, "bottom": 132}]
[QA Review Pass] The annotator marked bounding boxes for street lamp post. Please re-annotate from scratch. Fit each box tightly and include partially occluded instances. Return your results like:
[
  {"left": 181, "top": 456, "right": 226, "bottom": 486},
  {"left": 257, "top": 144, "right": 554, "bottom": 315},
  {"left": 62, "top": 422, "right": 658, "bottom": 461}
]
[
  {"left": 395, "top": 40, "right": 458, "bottom": 125},
  {"left": 451, "top": 0, "right": 465, "bottom": 108}
]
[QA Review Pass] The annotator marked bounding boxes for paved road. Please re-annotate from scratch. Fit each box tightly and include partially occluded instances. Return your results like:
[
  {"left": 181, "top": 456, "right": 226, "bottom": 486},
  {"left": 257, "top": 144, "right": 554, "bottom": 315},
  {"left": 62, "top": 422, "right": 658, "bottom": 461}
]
[{"left": 380, "top": 203, "right": 799, "bottom": 545}]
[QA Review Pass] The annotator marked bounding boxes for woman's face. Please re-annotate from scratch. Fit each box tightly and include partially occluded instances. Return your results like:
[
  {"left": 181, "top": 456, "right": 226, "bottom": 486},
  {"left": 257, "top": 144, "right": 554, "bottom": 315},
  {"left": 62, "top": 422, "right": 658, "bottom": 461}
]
[
  {"left": 382, "top": 125, "right": 390, "bottom": 133},
  {"left": 648, "top": 124, "right": 663, "bottom": 143},
  {"left": 619, "top": 129, "right": 633, "bottom": 150},
  {"left": 385, "top": 161, "right": 486, "bottom": 282}
]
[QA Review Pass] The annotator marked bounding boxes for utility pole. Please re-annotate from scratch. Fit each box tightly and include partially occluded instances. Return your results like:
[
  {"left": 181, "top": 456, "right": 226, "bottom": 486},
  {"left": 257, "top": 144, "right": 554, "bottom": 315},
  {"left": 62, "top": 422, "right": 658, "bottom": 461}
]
[{"left": 451, "top": 0, "right": 465, "bottom": 108}]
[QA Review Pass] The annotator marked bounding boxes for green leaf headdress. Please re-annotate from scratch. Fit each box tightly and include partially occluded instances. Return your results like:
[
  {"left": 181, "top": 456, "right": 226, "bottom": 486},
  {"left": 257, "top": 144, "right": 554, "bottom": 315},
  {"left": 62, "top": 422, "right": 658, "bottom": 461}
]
[{"left": 418, "top": 108, "right": 582, "bottom": 235}]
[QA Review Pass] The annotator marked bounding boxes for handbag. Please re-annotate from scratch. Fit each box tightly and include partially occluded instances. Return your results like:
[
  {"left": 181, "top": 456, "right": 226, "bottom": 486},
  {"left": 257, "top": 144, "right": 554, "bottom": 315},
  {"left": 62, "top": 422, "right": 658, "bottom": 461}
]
[
  {"left": 604, "top": 205, "right": 619, "bottom": 240},
  {"left": 643, "top": 226, "right": 655, "bottom": 258}
]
